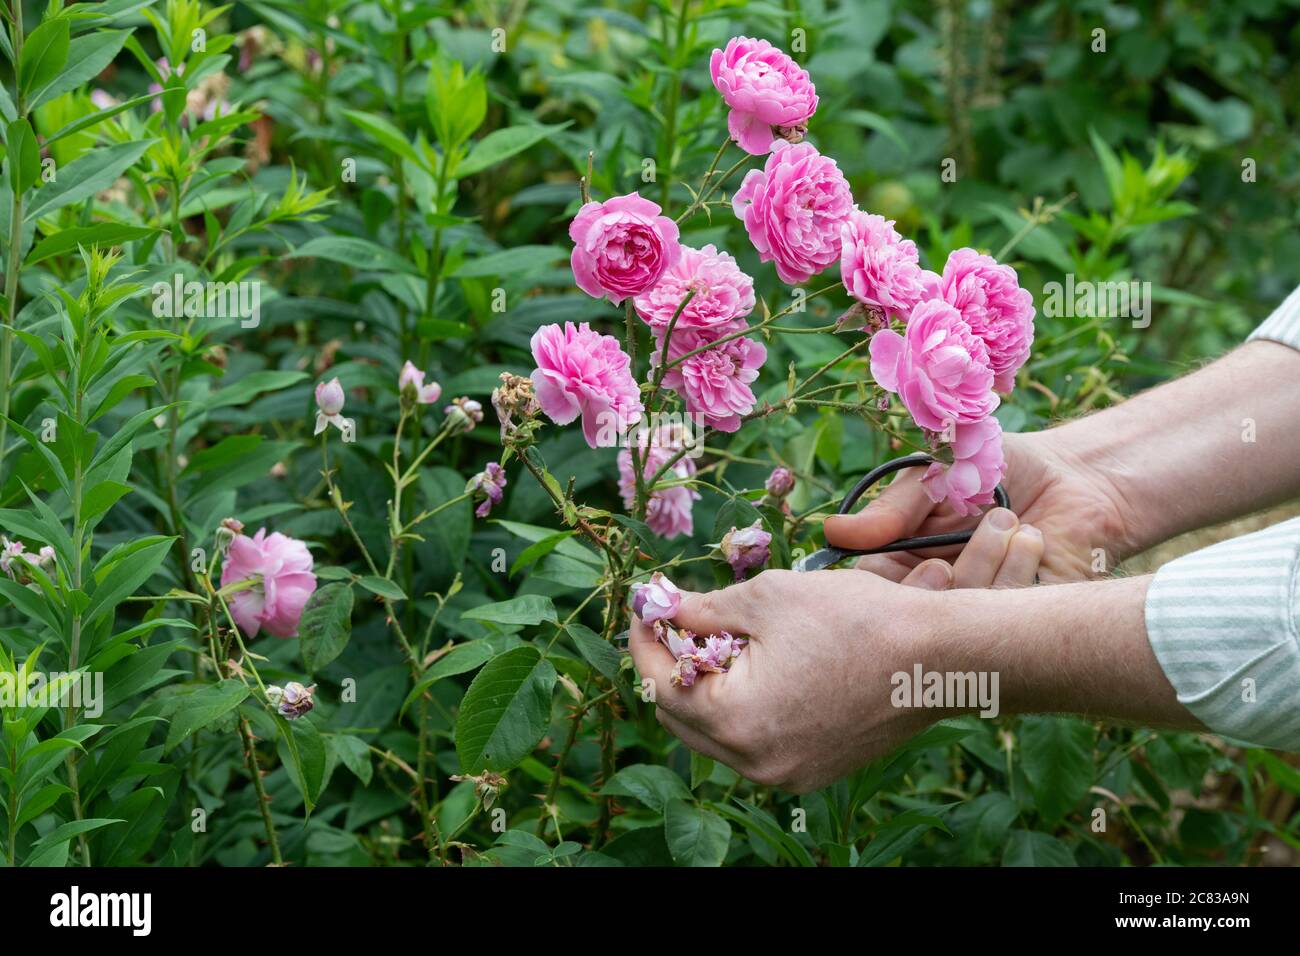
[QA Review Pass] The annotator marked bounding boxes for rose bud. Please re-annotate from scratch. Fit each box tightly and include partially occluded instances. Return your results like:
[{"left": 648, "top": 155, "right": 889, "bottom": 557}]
[
  {"left": 765, "top": 467, "right": 796, "bottom": 499},
  {"left": 720, "top": 520, "right": 772, "bottom": 581},
  {"left": 444, "top": 397, "right": 483, "bottom": 434},
  {"left": 398, "top": 360, "right": 442, "bottom": 407}
]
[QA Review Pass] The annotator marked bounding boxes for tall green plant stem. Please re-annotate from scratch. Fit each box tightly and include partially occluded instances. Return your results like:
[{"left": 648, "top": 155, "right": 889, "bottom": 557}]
[
  {"left": 239, "top": 716, "right": 283, "bottom": 865},
  {"left": 659, "top": 0, "right": 692, "bottom": 206},
  {"left": 0, "top": 0, "right": 25, "bottom": 485}
]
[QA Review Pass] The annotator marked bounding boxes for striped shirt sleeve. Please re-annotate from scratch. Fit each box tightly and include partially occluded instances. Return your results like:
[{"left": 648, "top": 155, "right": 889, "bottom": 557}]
[{"left": 1144, "top": 290, "right": 1300, "bottom": 749}]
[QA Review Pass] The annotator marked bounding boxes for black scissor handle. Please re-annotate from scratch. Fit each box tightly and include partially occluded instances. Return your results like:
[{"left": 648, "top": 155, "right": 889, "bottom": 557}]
[{"left": 794, "top": 452, "right": 1011, "bottom": 572}]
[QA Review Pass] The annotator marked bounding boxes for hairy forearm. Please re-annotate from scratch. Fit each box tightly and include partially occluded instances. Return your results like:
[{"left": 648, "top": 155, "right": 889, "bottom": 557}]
[
  {"left": 1042, "top": 340, "right": 1300, "bottom": 558},
  {"left": 928, "top": 576, "right": 1204, "bottom": 731}
]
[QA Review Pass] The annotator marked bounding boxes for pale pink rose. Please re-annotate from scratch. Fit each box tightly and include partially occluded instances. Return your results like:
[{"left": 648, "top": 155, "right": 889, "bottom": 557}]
[
  {"left": 633, "top": 244, "right": 754, "bottom": 334},
  {"left": 732, "top": 141, "right": 853, "bottom": 284},
  {"left": 617, "top": 423, "right": 700, "bottom": 539},
  {"left": 921, "top": 417, "right": 1006, "bottom": 518},
  {"left": 314, "top": 378, "right": 347, "bottom": 435},
  {"left": 869, "top": 298, "right": 998, "bottom": 432},
  {"left": 531, "top": 322, "right": 644, "bottom": 448},
  {"left": 938, "top": 248, "right": 1035, "bottom": 392},
  {"left": 398, "top": 361, "right": 442, "bottom": 404},
  {"left": 840, "top": 210, "right": 931, "bottom": 322},
  {"left": 651, "top": 329, "right": 767, "bottom": 433},
  {"left": 220, "top": 528, "right": 318, "bottom": 639},
  {"left": 709, "top": 36, "right": 818, "bottom": 155},
  {"left": 630, "top": 571, "right": 681, "bottom": 624},
  {"left": 719, "top": 520, "right": 771, "bottom": 581},
  {"left": 569, "top": 192, "right": 681, "bottom": 304}
]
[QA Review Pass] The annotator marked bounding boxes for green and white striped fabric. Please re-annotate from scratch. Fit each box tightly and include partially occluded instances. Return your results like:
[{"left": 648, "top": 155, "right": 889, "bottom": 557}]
[{"left": 1144, "top": 286, "right": 1300, "bottom": 749}]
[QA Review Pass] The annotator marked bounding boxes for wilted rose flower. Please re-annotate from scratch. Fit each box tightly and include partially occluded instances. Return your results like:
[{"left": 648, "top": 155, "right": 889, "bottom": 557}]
[
  {"left": 314, "top": 377, "right": 348, "bottom": 435},
  {"left": 467, "top": 462, "right": 507, "bottom": 518},
  {"left": 630, "top": 571, "right": 681, "bottom": 624},
  {"left": 719, "top": 520, "right": 772, "bottom": 581},
  {"left": 569, "top": 192, "right": 681, "bottom": 304},
  {"left": 765, "top": 467, "right": 796, "bottom": 498},
  {"left": 491, "top": 372, "right": 541, "bottom": 442},
  {"left": 444, "top": 397, "right": 483, "bottom": 434},
  {"left": 921, "top": 417, "right": 1006, "bottom": 517},
  {"left": 709, "top": 36, "right": 818, "bottom": 155},
  {"left": 869, "top": 298, "right": 998, "bottom": 432},
  {"left": 937, "top": 248, "right": 1036, "bottom": 392},
  {"left": 266, "top": 681, "right": 316, "bottom": 720},
  {"left": 220, "top": 529, "right": 318, "bottom": 638},
  {"left": 732, "top": 141, "right": 853, "bottom": 285},
  {"left": 398, "top": 361, "right": 442, "bottom": 406},
  {"left": 530, "top": 322, "right": 643, "bottom": 448},
  {"left": 840, "top": 210, "right": 932, "bottom": 322},
  {"left": 449, "top": 770, "right": 508, "bottom": 811},
  {"left": 617, "top": 423, "right": 701, "bottom": 539},
  {"left": 633, "top": 243, "right": 755, "bottom": 335},
  {"left": 656, "top": 621, "right": 748, "bottom": 687},
  {"left": 651, "top": 328, "right": 767, "bottom": 434}
]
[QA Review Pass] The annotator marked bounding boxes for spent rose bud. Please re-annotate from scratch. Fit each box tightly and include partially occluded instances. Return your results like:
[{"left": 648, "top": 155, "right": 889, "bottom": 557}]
[
  {"left": 444, "top": 397, "right": 483, "bottom": 434},
  {"left": 266, "top": 681, "right": 316, "bottom": 720},
  {"left": 220, "top": 528, "right": 317, "bottom": 638},
  {"left": 630, "top": 572, "right": 682, "bottom": 624},
  {"left": 569, "top": 192, "right": 681, "bottom": 304},
  {"left": 449, "top": 770, "right": 508, "bottom": 811},
  {"left": 765, "top": 467, "right": 796, "bottom": 499},
  {"left": 491, "top": 371, "right": 541, "bottom": 442},
  {"left": 215, "top": 517, "right": 245, "bottom": 553},
  {"left": 399, "top": 360, "right": 442, "bottom": 406},
  {"left": 313, "top": 377, "right": 349, "bottom": 435},
  {"left": 656, "top": 621, "right": 748, "bottom": 688},
  {"left": 467, "top": 462, "right": 507, "bottom": 518},
  {"left": 720, "top": 520, "right": 771, "bottom": 581}
]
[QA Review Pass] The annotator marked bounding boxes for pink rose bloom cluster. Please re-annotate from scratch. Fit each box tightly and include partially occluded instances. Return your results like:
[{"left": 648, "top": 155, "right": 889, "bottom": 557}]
[
  {"left": 530, "top": 321, "right": 643, "bottom": 448},
  {"left": 657, "top": 621, "right": 748, "bottom": 688},
  {"left": 733, "top": 141, "right": 854, "bottom": 285},
  {"left": 710, "top": 36, "right": 818, "bottom": 155},
  {"left": 570, "top": 193, "right": 681, "bottom": 305},
  {"left": 617, "top": 423, "right": 701, "bottom": 539},
  {"left": 221, "top": 528, "right": 318, "bottom": 639},
  {"left": 920, "top": 417, "right": 1006, "bottom": 517},
  {"left": 630, "top": 571, "right": 681, "bottom": 624}
]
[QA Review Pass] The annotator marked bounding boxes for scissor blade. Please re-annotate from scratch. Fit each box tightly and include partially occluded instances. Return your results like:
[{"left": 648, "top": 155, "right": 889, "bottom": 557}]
[{"left": 793, "top": 547, "right": 854, "bottom": 572}]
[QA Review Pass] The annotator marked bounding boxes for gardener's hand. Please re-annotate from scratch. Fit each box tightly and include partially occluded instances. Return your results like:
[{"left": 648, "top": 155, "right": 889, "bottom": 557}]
[{"left": 824, "top": 431, "right": 1127, "bottom": 583}]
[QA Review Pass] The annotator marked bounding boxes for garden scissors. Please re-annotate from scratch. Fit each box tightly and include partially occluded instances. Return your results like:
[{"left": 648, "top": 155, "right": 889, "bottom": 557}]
[{"left": 793, "top": 452, "right": 1012, "bottom": 573}]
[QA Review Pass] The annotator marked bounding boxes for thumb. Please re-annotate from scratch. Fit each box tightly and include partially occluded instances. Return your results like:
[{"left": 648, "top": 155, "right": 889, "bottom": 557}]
[
  {"left": 671, "top": 581, "right": 755, "bottom": 638},
  {"left": 822, "top": 465, "right": 933, "bottom": 550}
]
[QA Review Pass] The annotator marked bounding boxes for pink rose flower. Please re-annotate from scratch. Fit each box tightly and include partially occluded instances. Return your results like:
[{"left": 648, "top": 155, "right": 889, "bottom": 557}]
[
  {"left": 633, "top": 244, "right": 755, "bottom": 335},
  {"left": 921, "top": 417, "right": 1006, "bottom": 518},
  {"left": 869, "top": 298, "right": 999, "bottom": 432},
  {"left": 531, "top": 322, "right": 644, "bottom": 448},
  {"left": 630, "top": 571, "right": 681, "bottom": 624},
  {"left": 617, "top": 423, "right": 701, "bottom": 539},
  {"left": 719, "top": 520, "right": 772, "bottom": 580},
  {"left": 220, "top": 528, "right": 318, "bottom": 639},
  {"left": 399, "top": 361, "right": 442, "bottom": 405},
  {"left": 314, "top": 378, "right": 348, "bottom": 435},
  {"left": 710, "top": 36, "right": 818, "bottom": 155},
  {"left": 569, "top": 192, "right": 681, "bottom": 304},
  {"left": 656, "top": 621, "right": 748, "bottom": 687},
  {"left": 651, "top": 329, "right": 767, "bottom": 434},
  {"left": 840, "top": 210, "right": 932, "bottom": 322},
  {"left": 938, "top": 248, "right": 1035, "bottom": 392},
  {"left": 732, "top": 141, "right": 853, "bottom": 284}
]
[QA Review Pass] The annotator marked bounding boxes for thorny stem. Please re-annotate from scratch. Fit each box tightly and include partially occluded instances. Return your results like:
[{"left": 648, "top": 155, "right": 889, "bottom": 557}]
[{"left": 240, "top": 717, "right": 283, "bottom": 865}]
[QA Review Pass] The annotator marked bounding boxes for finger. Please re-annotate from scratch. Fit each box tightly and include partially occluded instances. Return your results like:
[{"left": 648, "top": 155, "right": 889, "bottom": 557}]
[
  {"left": 951, "top": 507, "right": 1020, "bottom": 589},
  {"left": 627, "top": 616, "right": 701, "bottom": 721},
  {"left": 671, "top": 582, "right": 755, "bottom": 638},
  {"left": 900, "top": 558, "right": 954, "bottom": 591},
  {"left": 822, "top": 467, "right": 933, "bottom": 550},
  {"left": 655, "top": 708, "right": 747, "bottom": 769},
  {"left": 852, "top": 552, "right": 920, "bottom": 582},
  {"left": 992, "top": 524, "right": 1044, "bottom": 588}
]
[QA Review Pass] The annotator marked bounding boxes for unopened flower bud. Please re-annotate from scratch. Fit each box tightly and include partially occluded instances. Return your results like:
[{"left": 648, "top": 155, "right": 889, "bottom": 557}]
[
  {"left": 444, "top": 397, "right": 483, "bottom": 434},
  {"left": 764, "top": 467, "right": 795, "bottom": 499}
]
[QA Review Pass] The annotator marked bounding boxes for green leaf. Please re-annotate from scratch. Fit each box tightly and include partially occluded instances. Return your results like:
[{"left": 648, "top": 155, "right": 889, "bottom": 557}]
[
  {"left": 600, "top": 764, "right": 691, "bottom": 812},
  {"left": 509, "top": 530, "right": 574, "bottom": 576},
  {"left": 1002, "top": 829, "right": 1077, "bottom": 867},
  {"left": 449, "top": 245, "right": 565, "bottom": 279},
  {"left": 79, "top": 479, "right": 132, "bottom": 524},
  {"left": 26, "top": 139, "right": 156, "bottom": 220},
  {"left": 88, "top": 372, "right": 155, "bottom": 423},
  {"left": 27, "top": 223, "right": 159, "bottom": 265},
  {"left": 457, "top": 123, "right": 570, "bottom": 177},
  {"left": 206, "top": 369, "right": 308, "bottom": 411},
  {"left": 342, "top": 109, "right": 426, "bottom": 170},
  {"left": 6, "top": 119, "right": 40, "bottom": 194},
  {"left": 289, "top": 235, "right": 418, "bottom": 275},
  {"left": 948, "top": 792, "right": 1020, "bottom": 865},
  {"left": 455, "top": 646, "right": 557, "bottom": 774},
  {"left": 399, "top": 640, "right": 494, "bottom": 715},
  {"left": 663, "top": 799, "right": 730, "bottom": 867},
  {"left": 462, "top": 594, "right": 557, "bottom": 627},
  {"left": 163, "top": 680, "right": 250, "bottom": 752},
  {"left": 357, "top": 576, "right": 407, "bottom": 601},
  {"left": 278, "top": 715, "right": 326, "bottom": 814},
  {"left": 566, "top": 622, "right": 622, "bottom": 681},
  {"left": 28, "top": 29, "right": 128, "bottom": 111},
  {"left": 18, "top": 18, "right": 70, "bottom": 101},
  {"left": 690, "top": 752, "right": 714, "bottom": 791},
  {"left": 84, "top": 535, "right": 173, "bottom": 624},
  {"left": 298, "top": 583, "right": 354, "bottom": 673},
  {"left": 1019, "top": 716, "right": 1095, "bottom": 826},
  {"left": 31, "top": 817, "right": 122, "bottom": 849}
]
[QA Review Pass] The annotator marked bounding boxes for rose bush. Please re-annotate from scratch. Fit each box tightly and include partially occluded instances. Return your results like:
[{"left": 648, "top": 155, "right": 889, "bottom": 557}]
[{"left": 0, "top": 0, "right": 1294, "bottom": 870}]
